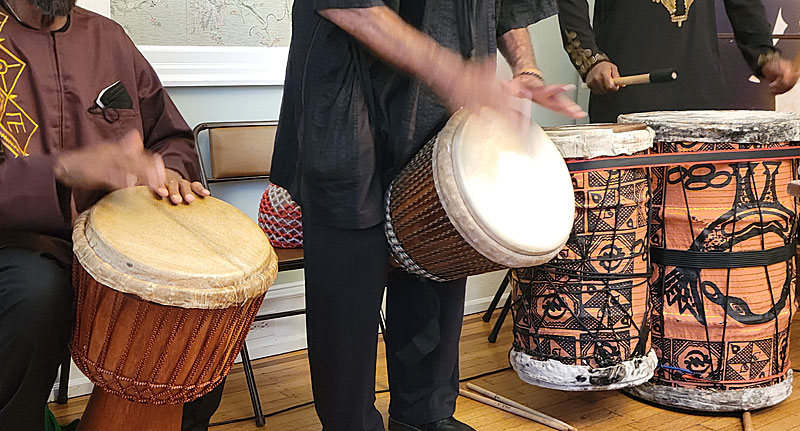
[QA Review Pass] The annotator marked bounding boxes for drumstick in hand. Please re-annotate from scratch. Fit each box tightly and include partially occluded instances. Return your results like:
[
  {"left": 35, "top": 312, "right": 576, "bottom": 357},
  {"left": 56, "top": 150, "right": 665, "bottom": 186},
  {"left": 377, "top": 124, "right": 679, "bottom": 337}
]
[{"left": 614, "top": 68, "right": 679, "bottom": 87}]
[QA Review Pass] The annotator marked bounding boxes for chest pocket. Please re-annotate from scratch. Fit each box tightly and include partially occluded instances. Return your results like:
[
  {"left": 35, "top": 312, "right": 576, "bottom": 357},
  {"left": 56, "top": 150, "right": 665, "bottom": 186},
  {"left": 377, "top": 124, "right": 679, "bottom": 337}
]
[{"left": 87, "top": 81, "right": 141, "bottom": 140}]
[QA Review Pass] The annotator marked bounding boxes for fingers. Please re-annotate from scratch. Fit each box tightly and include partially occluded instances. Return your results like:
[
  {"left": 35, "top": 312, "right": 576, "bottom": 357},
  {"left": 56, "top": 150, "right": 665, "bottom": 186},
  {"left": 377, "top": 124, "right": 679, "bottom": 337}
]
[
  {"left": 178, "top": 179, "right": 194, "bottom": 203},
  {"left": 764, "top": 59, "right": 799, "bottom": 95},
  {"left": 166, "top": 177, "right": 182, "bottom": 204},
  {"left": 191, "top": 181, "right": 211, "bottom": 197},
  {"left": 138, "top": 153, "right": 166, "bottom": 195},
  {"left": 528, "top": 84, "right": 586, "bottom": 119}
]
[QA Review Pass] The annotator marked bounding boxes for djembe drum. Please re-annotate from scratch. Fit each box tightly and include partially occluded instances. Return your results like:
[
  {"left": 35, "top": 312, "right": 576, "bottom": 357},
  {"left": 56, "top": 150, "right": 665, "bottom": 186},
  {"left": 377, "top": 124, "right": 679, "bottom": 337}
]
[
  {"left": 385, "top": 108, "right": 575, "bottom": 281},
  {"left": 618, "top": 111, "right": 800, "bottom": 411},
  {"left": 258, "top": 182, "right": 303, "bottom": 248},
  {"left": 71, "top": 187, "right": 278, "bottom": 429},
  {"left": 510, "top": 124, "right": 659, "bottom": 391}
]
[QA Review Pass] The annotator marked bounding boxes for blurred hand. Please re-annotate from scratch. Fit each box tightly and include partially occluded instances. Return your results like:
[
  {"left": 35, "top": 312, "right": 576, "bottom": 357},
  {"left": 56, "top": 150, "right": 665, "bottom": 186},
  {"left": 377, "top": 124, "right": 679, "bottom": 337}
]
[
  {"left": 437, "top": 57, "right": 515, "bottom": 115},
  {"left": 55, "top": 130, "right": 166, "bottom": 193},
  {"left": 586, "top": 61, "right": 621, "bottom": 95},
  {"left": 761, "top": 57, "right": 799, "bottom": 95},
  {"left": 155, "top": 168, "right": 210, "bottom": 205},
  {"left": 508, "top": 74, "right": 586, "bottom": 119},
  {"left": 436, "top": 57, "right": 587, "bottom": 124}
]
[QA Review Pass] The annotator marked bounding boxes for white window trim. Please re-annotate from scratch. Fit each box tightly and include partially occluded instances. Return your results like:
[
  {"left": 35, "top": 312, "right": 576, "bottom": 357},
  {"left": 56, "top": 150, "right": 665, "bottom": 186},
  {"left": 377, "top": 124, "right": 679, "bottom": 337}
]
[{"left": 77, "top": 0, "right": 288, "bottom": 87}]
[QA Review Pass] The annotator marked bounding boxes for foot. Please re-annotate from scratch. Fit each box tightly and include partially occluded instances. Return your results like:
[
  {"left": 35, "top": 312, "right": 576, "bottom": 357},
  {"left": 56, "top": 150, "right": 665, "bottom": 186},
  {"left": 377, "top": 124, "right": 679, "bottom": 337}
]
[{"left": 388, "top": 417, "right": 476, "bottom": 431}]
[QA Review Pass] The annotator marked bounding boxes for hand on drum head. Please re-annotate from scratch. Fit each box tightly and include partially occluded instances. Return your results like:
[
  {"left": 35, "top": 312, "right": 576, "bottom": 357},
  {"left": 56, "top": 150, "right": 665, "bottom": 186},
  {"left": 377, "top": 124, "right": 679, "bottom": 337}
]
[
  {"left": 55, "top": 130, "right": 167, "bottom": 193},
  {"left": 155, "top": 168, "right": 211, "bottom": 204},
  {"left": 505, "top": 75, "right": 586, "bottom": 119},
  {"left": 761, "top": 57, "right": 799, "bottom": 95}
]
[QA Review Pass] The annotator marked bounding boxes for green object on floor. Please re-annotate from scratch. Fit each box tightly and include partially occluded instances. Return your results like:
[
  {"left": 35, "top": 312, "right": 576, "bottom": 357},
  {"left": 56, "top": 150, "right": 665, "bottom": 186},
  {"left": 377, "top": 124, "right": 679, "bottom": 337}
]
[
  {"left": 45, "top": 405, "right": 62, "bottom": 431},
  {"left": 46, "top": 405, "right": 79, "bottom": 431}
]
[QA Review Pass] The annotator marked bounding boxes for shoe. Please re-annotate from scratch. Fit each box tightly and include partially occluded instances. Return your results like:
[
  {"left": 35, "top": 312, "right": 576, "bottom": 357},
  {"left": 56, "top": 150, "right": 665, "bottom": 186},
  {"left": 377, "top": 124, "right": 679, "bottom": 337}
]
[{"left": 388, "top": 416, "right": 476, "bottom": 431}]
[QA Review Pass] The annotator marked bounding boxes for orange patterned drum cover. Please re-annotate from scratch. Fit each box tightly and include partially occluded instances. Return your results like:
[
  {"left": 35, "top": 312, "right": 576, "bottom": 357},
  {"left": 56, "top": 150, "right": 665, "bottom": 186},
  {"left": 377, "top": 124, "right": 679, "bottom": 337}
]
[
  {"left": 510, "top": 124, "right": 658, "bottom": 391},
  {"left": 619, "top": 111, "right": 800, "bottom": 411}
]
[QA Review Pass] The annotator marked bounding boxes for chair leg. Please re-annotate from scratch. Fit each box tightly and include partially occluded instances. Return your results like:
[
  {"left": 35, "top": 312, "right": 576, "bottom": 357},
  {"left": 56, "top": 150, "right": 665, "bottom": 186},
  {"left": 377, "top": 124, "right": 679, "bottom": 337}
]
[
  {"left": 240, "top": 343, "right": 265, "bottom": 427},
  {"left": 482, "top": 269, "right": 511, "bottom": 322},
  {"left": 57, "top": 353, "right": 70, "bottom": 404},
  {"left": 488, "top": 294, "right": 512, "bottom": 343},
  {"left": 378, "top": 309, "right": 387, "bottom": 337}
]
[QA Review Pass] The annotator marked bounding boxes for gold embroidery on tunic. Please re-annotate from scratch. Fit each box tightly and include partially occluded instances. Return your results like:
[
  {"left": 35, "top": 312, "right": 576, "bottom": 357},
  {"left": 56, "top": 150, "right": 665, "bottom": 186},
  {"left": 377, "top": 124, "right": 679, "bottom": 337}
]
[
  {"left": 0, "top": 12, "right": 38, "bottom": 158},
  {"left": 653, "top": 0, "right": 694, "bottom": 28},
  {"left": 564, "top": 30, "right": 610, "bottom": 79}
]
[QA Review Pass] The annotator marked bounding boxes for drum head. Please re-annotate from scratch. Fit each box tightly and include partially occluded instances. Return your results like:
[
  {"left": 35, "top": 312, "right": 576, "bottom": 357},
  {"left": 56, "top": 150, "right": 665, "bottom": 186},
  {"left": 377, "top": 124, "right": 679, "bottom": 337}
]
[
  {"left": 449, "top": 109, "right": 574, "bottom": 256},
  {"left": 73, "top": 186, "right": 278, "bottom": 309},
  {"left": 544, "top": 123, "right": 654, "bottom": 159},
  {"left": 618, "top": 110, "right": 800, "bottom": 143}
]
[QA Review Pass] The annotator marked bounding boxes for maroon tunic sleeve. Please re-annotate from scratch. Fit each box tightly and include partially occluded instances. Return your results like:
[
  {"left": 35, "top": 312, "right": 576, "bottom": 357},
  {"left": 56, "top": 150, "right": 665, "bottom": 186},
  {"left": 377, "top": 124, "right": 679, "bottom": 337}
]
[
  {"left": 129, "top": 43, "right": 201, "bottom": 183},
  {"left": 0, "top": 154, "right": 69, "bottom": 233}
]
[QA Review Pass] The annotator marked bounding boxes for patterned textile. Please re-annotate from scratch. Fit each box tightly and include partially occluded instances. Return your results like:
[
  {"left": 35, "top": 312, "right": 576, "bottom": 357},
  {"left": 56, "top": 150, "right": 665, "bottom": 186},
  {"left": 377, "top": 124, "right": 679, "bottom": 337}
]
[
  {"left": 649, "top": 140, "right": 797, "bottom": 391},
  {"left": 258, "top": 183, "right": 303, "bottom": 248},
  {"left": 512, "top": 164, "right": 652, "bottom": 369}
]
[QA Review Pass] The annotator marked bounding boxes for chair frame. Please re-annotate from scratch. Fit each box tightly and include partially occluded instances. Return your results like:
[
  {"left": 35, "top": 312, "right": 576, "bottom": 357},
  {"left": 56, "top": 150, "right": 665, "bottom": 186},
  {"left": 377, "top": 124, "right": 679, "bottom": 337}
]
[{"left": 195, "top": 120, "right": 305, "bottom": 427}]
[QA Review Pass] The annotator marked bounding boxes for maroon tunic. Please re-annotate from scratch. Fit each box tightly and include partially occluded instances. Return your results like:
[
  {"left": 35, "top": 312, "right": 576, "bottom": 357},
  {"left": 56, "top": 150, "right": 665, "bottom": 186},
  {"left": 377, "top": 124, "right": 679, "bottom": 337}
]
[{"left": 0, "top": 7, "right": 199, "bottom": 262}]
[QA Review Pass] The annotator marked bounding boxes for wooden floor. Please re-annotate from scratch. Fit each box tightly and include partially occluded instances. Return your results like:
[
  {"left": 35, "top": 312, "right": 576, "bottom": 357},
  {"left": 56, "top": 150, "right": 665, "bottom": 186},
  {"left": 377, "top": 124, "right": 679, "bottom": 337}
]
[{"left": 51, "top": 312, "right": 800, "bottom": 431}]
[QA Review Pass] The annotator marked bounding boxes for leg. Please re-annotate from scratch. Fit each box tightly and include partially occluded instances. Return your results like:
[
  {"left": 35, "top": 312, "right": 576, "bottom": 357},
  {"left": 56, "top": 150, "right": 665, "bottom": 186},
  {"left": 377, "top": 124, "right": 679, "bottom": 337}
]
[
  {"left": 181, "top": 377, "right": 226, "bottom": 431},
  {"left": 0, "top": 247, "right": 72, "bottom": 431},
  {"left": 384, "top": 272, "right": 466, "bottom": 424},
  {"left": 303, "top": 221, "right": 389, "bottom": 431}
]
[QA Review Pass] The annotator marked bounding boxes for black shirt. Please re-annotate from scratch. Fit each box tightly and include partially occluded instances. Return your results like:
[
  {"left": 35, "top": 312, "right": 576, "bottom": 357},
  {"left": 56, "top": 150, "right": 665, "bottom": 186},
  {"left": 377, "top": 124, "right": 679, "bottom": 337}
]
[
  {"left": 556, "top": 0, "right": 777, "bottom": 123},
  {"left": 271, "top": 0, "right": 557, "bottom": 229}
]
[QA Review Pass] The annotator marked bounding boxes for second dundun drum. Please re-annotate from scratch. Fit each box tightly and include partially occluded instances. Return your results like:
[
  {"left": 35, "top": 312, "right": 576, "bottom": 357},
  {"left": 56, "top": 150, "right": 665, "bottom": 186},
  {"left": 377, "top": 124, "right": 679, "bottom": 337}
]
[
  {"left": 510, "top": 124, "right": 659, "bottom": 391},
  {"left": 619, "top": 111, "right": 800, "bottom": 411}
]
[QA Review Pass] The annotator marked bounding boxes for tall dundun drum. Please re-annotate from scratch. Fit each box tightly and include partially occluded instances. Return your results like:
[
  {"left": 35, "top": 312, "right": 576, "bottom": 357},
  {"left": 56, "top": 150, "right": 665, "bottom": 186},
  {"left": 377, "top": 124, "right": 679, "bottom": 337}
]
[
  {"left": 71, "top": 187, "right": 278, "bottom": 429},
  {"left": 510, "top": 124, "right": 659, "bottom": 390},
  {"left": 619, "top": 111, "right": 800, "bottom": 411},
  {"left": 385, "top": 108, "right": 575, "bottom": 281}
]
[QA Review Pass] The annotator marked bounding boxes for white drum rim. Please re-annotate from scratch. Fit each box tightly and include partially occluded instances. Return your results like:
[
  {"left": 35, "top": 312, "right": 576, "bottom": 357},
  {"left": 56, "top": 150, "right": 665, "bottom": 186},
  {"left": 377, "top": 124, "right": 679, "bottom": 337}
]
[
  {"left": 73, "top": 187, "right": 278, "bottom": 310},
  {"left": 624, "top": 369, "right": 794, "bottom": 412},
  {"left": 437, "top": 109, "right": 574, "bottom": 261},
  {"left": 544, "top": 123, "right": 655, "bottom": 159},
  {"left": 618, "top": 110, "right": 800, "bottom": 143},
  {"left": 510, "top": 349, "right": 658, "bottom": 391}
]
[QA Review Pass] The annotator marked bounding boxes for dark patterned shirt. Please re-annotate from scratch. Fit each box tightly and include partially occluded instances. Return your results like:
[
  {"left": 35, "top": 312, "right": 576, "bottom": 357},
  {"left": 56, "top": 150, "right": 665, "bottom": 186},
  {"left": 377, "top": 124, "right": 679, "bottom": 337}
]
[
  {"left": 557, "top": 0, "right": 777, "bottom": 122},
  {"left": 271, "top": 0, "right": 557, "bottom": 229}
]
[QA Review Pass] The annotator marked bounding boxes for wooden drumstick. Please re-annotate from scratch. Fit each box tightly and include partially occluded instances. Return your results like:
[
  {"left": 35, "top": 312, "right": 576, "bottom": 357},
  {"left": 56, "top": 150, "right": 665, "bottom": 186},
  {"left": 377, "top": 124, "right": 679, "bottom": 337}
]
[
  {"left": 459, "top": 386, "right": 578, "bottom": 431},
  {"left": 742, "top": 411, "right": 754, "bottom": 431},
  {"left": 787, "top": 180, "right": 800, "bottom": 197},
  {"left": 614, "top": 68, "right": 679, "bottom": 86}
]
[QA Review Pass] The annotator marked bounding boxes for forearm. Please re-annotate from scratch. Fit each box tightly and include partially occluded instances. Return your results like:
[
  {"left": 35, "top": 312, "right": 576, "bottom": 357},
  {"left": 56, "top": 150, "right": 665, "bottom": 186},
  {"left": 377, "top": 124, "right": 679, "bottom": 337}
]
[
  {"left": 319, "top": 6, "right": 465, "bottom": 99},
  {"left": 498, "top": 28, "right": 537, "bottom": 76},
  {"left": 723, "top": 0, "right": 776, "bottom": 74},
  {"left": 556, "top": 0, "right": 609, "bottom": 79}
]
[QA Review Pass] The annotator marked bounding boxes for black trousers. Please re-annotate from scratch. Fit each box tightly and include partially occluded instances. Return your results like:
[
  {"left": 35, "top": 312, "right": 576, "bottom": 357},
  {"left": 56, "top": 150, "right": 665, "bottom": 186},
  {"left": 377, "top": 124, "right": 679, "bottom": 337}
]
[
  {"left": 0, "top": 247, "right": 223, "bottom": 431},
  {"left": 303, "top": 221, "right": 467, "bottom": 431}
]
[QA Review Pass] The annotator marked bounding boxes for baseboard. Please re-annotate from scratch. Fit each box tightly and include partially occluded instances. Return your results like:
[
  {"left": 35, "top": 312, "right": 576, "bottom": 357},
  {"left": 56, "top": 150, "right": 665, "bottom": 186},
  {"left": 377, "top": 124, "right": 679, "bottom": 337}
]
[{"left": 53, "top": 274, "right": 508, "bottom": 400}]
